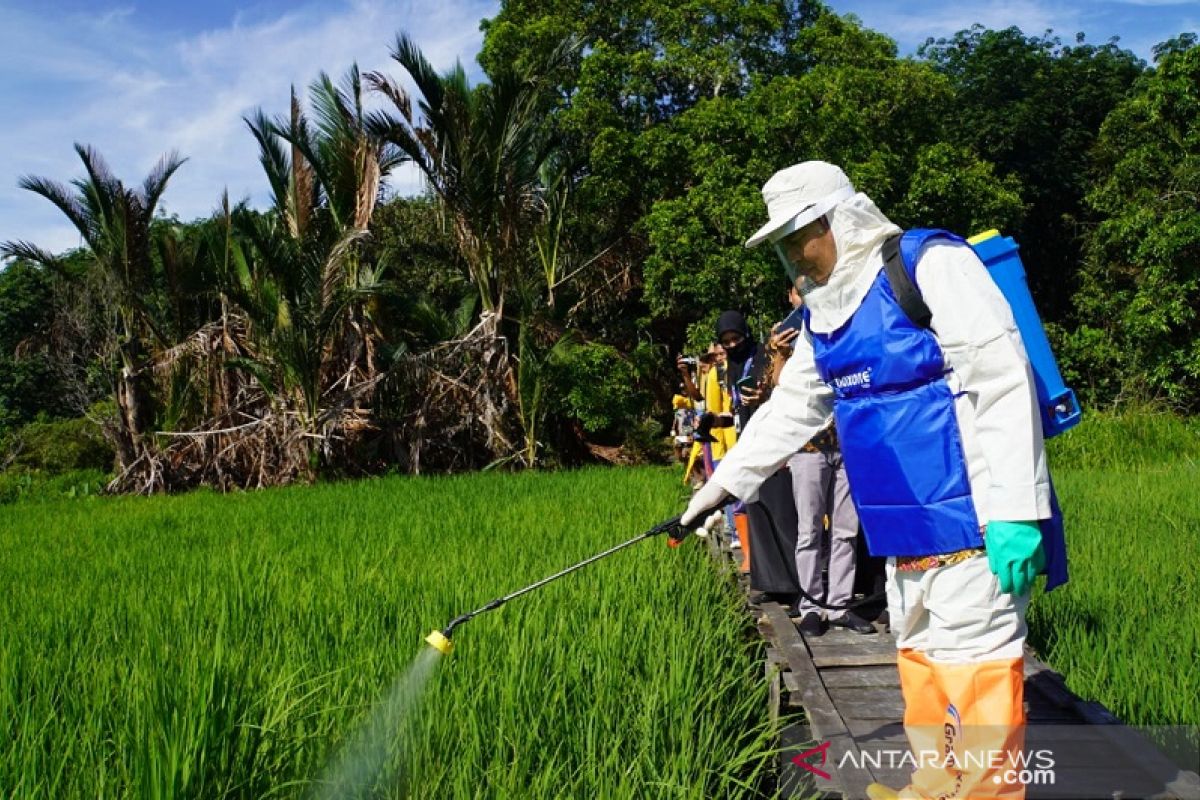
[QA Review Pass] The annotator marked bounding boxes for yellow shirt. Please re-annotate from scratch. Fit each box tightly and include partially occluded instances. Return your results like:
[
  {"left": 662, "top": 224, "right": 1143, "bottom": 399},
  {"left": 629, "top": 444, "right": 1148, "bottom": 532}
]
[{"left": 701, "top": 367, "right": 737, "bottom": 460}]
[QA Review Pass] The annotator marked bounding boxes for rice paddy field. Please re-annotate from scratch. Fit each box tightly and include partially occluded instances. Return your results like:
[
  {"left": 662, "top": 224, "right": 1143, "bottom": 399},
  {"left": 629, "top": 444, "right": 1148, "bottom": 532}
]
[
  {"left": 1034, "top": 412, "right": 1200, "bottom": 729},
  {"left": 1, "top": 468, "right": 774, "bottom": 798},
  {"left": 2, "top": 411, "right": 1198, "bottom": 798}
]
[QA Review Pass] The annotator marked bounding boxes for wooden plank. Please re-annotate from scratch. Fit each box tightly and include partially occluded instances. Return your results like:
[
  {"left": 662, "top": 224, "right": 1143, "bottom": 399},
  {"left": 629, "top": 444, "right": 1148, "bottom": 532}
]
[
  {"left": 1024, "top": 655, "right": 1119, "bottom": 723},
  {"left": 804, "top": 639, "right": 897, "bottom": 658},
  {"left": 776, "top": 719, "right": 838, "bottom": 799},
  {"left": 1033, "top": 736, "right": 1188, "bottom": 770},
  {"left": 803, "top": 627, "right": 895, "bottom": 647},
  {"left": 821, "top": 665, "right": 901, "bottom": 689},
  {"left": 828, "top": 686, "right": 907, "bottom": 720},
  {"left": 1025, "top": 707, "right": 1087, "bottom": 724},
  {"left": 767, "top": 660, "right": 782, "bottom": 728},
  {"left": 1023, "top": 724, "right": 1110, "bottom": 743},
  {"left": 828, "top": 686, "right": 903, "bottom": 703},
  {"left": 832, "top": 698, "right": 907, "bottom": 722},
  {"left": 761, "top": 601, "right": 877, "bottom": 798},
  {"left": 846, "top": 719, "right": 907, "bottom": 740},
  {"left": 812, "top": 651, "right": 898, "bottom": 668}
]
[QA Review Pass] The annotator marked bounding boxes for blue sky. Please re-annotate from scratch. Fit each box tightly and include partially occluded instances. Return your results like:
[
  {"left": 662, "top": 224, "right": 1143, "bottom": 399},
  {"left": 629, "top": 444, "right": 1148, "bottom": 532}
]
[{"left": 1, "top": 0, "right": 1197, "bottom": 256}]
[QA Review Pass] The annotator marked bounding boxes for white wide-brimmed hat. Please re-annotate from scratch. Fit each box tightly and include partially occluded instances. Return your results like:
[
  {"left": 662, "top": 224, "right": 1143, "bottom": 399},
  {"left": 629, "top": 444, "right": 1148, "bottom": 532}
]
[{"left": 744, "top": 161, "right": 856, "bottom": 248}]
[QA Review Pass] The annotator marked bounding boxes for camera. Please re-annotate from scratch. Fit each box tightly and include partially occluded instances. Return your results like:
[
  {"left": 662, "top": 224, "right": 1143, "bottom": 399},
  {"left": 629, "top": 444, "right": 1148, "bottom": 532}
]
[{"left": 680, "top": 356, "right": 697, "bottom": 366}]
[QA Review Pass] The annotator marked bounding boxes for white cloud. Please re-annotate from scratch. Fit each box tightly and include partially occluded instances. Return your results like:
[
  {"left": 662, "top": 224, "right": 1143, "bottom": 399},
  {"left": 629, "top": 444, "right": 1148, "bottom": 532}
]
[
  {"left": 0, "top": 0, "right": 496, "bottom": 257},
  {"left": 847, "top": 0, "right": 1086, "bottom": 46}
]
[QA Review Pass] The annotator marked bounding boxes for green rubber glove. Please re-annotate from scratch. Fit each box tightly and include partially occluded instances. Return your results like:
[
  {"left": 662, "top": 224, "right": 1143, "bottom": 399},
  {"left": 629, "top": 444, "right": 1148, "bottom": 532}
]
[{"left": 985, "top": 520, "right": 1046, "bottom": 595}]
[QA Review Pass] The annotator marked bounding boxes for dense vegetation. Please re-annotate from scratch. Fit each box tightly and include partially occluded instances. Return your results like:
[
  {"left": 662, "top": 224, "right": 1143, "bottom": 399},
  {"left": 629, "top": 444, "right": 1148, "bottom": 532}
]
[
  {"left": 1, "top": 2, "right": 1197, "bottom": 491},
  {"left": 1038, "top": 411, "right": 1200, "bottom": 728}
]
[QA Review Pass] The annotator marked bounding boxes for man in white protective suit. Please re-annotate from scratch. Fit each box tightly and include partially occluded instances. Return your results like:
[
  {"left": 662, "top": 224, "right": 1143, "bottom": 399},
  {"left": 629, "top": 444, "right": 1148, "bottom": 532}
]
[{"left": 681, "top": 161, "right": 1064, "bottom": 799}]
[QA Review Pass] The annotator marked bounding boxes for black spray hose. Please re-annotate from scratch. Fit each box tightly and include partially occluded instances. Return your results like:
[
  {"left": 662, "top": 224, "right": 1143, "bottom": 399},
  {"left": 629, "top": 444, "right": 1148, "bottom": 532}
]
[{"left": 423, "top": 492, "right": 886, "bottom": 657}]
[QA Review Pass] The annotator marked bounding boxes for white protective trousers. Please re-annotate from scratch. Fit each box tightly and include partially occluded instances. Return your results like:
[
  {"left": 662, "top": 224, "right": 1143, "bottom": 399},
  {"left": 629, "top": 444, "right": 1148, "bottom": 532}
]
[{"left": 886, "top": 554, "right": 1029, "bottom": 663}]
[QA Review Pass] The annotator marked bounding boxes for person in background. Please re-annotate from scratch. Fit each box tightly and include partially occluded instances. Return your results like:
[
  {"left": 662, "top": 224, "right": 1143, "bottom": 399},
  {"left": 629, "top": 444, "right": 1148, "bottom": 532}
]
[
  {"left": 677, "top": 352, "right": 719, "bottom": 486},
  {"left": 716, "top": 311, "right": 799, "bottom": 592},
  {"left": 694, "top": 352, "right": 714, "bottom": 418},
  {"left": 670, "top": 389, "right": 696, "bottom": 463}
]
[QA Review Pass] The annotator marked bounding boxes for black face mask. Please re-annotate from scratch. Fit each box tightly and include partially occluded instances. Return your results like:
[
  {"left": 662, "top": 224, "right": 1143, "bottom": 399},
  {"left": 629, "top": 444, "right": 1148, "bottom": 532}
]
[{"left": 724, "top": 338, "right": 753, "bottom": 361}]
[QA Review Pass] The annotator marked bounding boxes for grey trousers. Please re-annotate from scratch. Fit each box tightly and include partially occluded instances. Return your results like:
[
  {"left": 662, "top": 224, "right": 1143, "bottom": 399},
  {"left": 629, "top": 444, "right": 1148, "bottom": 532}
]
[{"left": 787, "top": 448, "right": 859, "bottom": 619}]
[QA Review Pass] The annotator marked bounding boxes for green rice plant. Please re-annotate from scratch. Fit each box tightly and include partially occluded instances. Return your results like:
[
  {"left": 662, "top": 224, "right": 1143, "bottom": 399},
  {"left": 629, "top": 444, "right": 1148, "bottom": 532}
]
[
  {"left": 0, "top": 467, "right": 778, "bottom": 798},
  {"left": 1047, "top": 406, "right": 1200, "bottom": 471},
  {"left": 1033, "top": 407, "right": 1200, "bottom": 729},
  {"left": 1028, "top": 462, "right": 1200, "bottom": 728}
]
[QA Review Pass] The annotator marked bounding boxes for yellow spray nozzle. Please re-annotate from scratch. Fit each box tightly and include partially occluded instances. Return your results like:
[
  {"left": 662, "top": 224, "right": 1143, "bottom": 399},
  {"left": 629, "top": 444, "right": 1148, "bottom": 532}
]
[{"left": 424, "top": 629, "right": 453, "bottom": 656}]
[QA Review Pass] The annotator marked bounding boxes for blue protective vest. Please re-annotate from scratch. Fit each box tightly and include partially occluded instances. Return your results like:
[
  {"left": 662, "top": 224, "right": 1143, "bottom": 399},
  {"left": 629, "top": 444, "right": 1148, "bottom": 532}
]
[
  {"left": 805, "top": 269, "right": 982, "bottom": 558},
  {"left": 803, "top": 231, "right": 1068, "bottom": 589}
]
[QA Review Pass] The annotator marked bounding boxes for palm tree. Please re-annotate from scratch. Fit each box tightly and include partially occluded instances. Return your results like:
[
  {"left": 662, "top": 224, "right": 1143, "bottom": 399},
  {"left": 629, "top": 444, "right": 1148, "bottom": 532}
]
[
  {"left": 226, "top": 69, "right": 403, "bottom": 475},
  {"left": 1, "top": 144, "right": 186, "bottom": 471},
  {"left": 365, "top": 32, "right": 577, "bottom": 464},
  {"left": 365, "top": 33, "right": 570, "bottom": 321}
]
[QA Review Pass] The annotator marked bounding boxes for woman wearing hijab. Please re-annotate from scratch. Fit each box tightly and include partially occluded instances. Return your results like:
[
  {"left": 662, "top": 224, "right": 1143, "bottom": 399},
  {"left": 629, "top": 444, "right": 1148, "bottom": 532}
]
[{"left": 715, "top": 310, "right": 801, "bottom": 601}]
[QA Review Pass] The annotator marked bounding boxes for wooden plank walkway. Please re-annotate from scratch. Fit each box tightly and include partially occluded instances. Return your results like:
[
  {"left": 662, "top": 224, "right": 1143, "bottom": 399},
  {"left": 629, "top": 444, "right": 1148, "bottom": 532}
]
[{"left": 709, "top": 535, "right": 1200, "bottom": 799}]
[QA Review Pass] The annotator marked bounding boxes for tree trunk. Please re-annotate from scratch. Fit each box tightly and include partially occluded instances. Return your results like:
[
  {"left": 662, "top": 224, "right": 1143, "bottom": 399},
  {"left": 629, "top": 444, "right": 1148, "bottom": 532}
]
[{"left": 112, "top": 322, "right": 154, "bottom": 472}]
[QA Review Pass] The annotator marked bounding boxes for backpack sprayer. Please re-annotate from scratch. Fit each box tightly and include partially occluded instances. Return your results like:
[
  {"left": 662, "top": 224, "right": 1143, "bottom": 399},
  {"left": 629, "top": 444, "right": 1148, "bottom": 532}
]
[
  {"left": 424, "top": 513, "right": 698, "bottom": 656},
  {"left": 884, "top": 228, "right": 1082, "bottom": 438}
]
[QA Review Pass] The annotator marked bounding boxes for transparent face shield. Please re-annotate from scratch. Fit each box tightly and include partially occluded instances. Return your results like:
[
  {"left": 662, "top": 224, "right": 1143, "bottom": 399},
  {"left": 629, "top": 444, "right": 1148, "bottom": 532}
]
[
  {"left": 761, "top": 186, "right": 852, "bottom": 297},
  {"left": 771, "top": 228, "right": 823, "bottom": 298}
]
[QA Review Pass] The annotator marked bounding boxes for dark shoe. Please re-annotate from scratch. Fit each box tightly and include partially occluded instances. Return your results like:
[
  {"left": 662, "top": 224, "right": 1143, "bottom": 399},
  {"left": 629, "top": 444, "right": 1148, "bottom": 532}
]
[
  {"left": 828, "top": 611, "right": 876, "bottom": 635},
  {"left": 796, "top": 611, "right": 825, "bottom": 637}
]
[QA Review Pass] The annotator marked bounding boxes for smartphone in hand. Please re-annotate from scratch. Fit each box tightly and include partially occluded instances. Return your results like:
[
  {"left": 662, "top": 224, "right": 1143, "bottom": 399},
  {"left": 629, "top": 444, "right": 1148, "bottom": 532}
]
[{"left": 776, "top": 307, "right": 805, "bottom": 334}]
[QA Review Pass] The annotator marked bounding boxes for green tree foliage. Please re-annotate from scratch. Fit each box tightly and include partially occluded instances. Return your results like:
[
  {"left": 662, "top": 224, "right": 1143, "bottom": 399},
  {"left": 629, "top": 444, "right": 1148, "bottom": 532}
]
[
  {"left": 550, "top": 341, "right": 658, "bottom": 438},
  {"left": 1065, "top": 36, "right": 1200, "bottom": 410},
  {"left": 0, "top": 260, "right": 64, "bottom": 430},
  {"left": 3, "top": 415, "right": 112, "bottom": 474},
  {"left": 892, "top": 142, "right": 1025, "bottom": 236},
  {"left": 240, "top": 67, "right": 402, "bottom": 420},
  {"left": 478, "top": 1, "right": 822, "bottom": 343},
  {"left": 919, "top": 27, "right": 1145, "bottom": 320},
  {"left": 364, "top": 196, "right": 477, "bottom": 350},
  {"left": 368, "top": 32, "right": 631, "bottom": 466},
  {"left": 640, "top": 10, "right": 954, "bottom": 340},
  {"left": 367, "top": 33, "right": 571, "bottom": 320}
]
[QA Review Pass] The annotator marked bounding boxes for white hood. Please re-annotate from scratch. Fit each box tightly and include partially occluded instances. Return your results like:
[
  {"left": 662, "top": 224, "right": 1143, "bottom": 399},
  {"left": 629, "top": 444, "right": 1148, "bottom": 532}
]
[{"left": 800, "top": 192, "right": 901, "bottom": 333}]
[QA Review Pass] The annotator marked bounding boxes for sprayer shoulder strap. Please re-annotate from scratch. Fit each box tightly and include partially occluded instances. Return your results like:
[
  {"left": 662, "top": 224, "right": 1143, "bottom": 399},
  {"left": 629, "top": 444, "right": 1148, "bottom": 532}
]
[
  {"left": 883, "top": 228, "right": 971, "bottom": 328},
  {"left": 882, "top": 232, "right": 934, "bottom": 330}
]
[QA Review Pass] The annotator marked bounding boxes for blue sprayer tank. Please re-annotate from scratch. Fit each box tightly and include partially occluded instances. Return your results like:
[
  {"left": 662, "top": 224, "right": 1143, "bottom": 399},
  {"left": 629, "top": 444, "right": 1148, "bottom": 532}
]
[{"left": 967, "top": 230, "right": 1082, "bottom": 438}]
